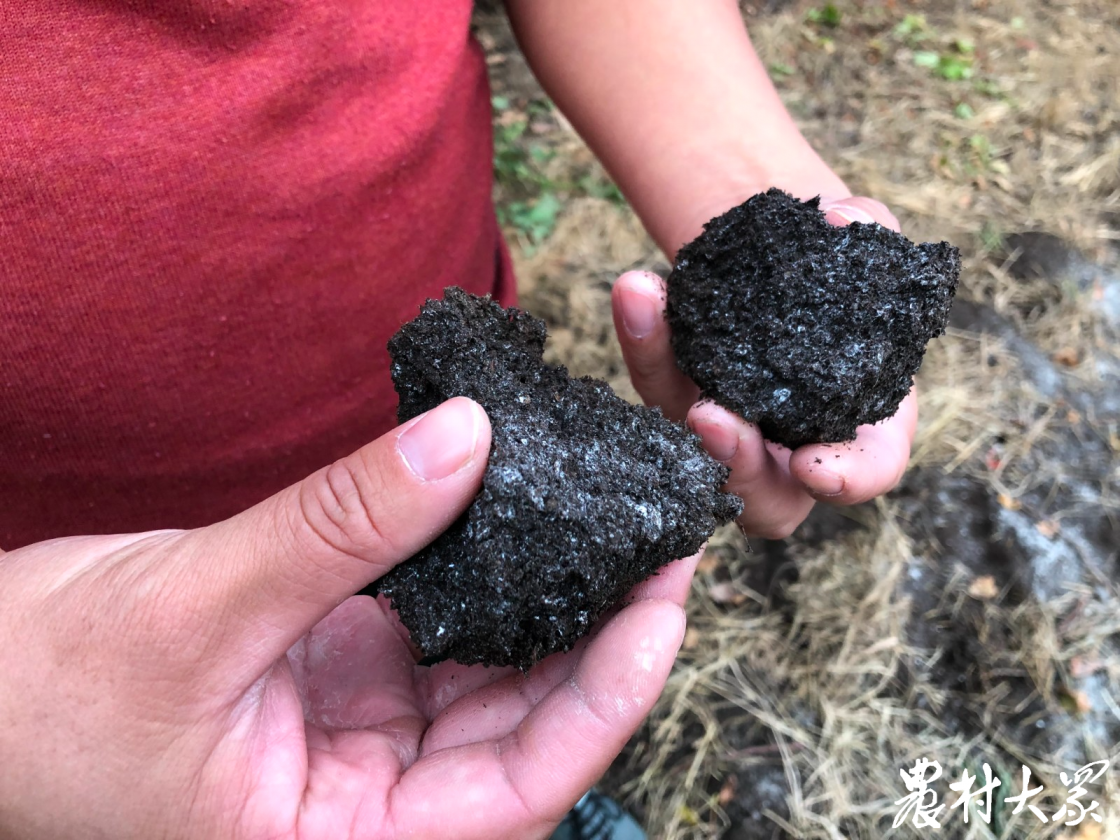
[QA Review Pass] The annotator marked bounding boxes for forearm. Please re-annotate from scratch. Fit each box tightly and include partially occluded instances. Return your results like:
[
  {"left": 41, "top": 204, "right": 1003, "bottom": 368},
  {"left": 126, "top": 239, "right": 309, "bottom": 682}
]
[{"left": 504, "top": 0, "right": 848, "bottom": 258}]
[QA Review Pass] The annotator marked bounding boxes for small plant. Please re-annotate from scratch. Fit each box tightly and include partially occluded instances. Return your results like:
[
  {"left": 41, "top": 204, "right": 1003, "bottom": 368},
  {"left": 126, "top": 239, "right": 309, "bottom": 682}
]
[
  {"left": 913, "top": 50, "right": 974, "bottom": 81},
  {"left": 961, "top": 133, "right": 1009, "bottom": 177},
  {"left": 492, "top": 95, "right": 562, "bottom": 249},
  {"left": 913, "top": 34, "right": 977, "bottom": 81},
  {"left": 576, "top": 174, "right": 626, "bottom": 206},
  {"left": 934, "top": 131, "right": 1009, "bottom": 179},
  {"left": 492, "top": 97, "right": 554, "bottom": 192},
  {"left": 805, "top": 3, "right": 841, "bottom": 27},
  {"left": 492, "top": 94, "right": 628, "bottom": 250},
  {"left": 894, "top": 13, "right": 931, "bottom": 45},
  {"left": 979, "top": 221, "right": 1005, "bottom": 254},
  {"left": 497, "top": 194, "right": 562, "bottom": 251},
  {"left": 969, "top": 133, "right": 991, "bottom": 165},
  {"left": 973, "top": 78, "right": 1005, "bottom": 99}
]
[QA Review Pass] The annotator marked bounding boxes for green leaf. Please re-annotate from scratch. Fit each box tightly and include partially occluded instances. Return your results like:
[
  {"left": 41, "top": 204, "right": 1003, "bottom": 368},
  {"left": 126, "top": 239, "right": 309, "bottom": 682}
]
[
  {"left": 806, "top": 4, "right": 841, "bottom": 27},
  {"left": 528, "top": 145, "right": 554, "bottom": 164},
  {"left": 526, "top": 192, "right": 561, "bottom": 224},
  {"left": 894, "top": 13, "right": 928, "bottom": 38},
  {"left": 577, "top": 175, "right": 626, "bottom": 205},
  {"left": 496, "top": 119, "right": 528, "bottom": 145},
  {"left": 939, "top": 56, "right": 974, "bottom": 80},
  {"left": 973, "top": 78, "right": 1003, "bottom": 98},
  {"left": 954, "top": 102, "right": 975, "bottom": 119},
  {"left": 504, "top": 193, "right": 562, "bottom": 247},
  {"left": 769, "top": 62, "right": 796, "bottom": 77},
  {"left": 490, "top": 95, "right": 510, "bottom": 112},
  {"left": 526, "top": 98, "right": 554, "bottom": 116},
  {"left": 914, "top": 51, "right": 973, "bottom": 80}
]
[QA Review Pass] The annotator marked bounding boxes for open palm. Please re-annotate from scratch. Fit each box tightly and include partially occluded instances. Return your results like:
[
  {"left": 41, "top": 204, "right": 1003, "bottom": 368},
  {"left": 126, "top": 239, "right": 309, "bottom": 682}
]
[
  {"left": 239, "top": 578, "right": 689, "bottom": 840},
  {"left": 0, "top": 398, "right": 690, "bottom": 840}
]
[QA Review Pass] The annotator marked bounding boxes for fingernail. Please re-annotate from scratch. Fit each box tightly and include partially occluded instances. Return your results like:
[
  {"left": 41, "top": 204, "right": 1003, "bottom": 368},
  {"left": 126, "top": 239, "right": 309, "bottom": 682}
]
[
  {"left": 823, "top": 203, "right": 876, "bottom": 225},
  {"left": 692, "top": 420, "right": 739, "bottom": 463},
  {"left": 398, "top": 397, "right": 481, "bottom": 481},
  {"left": 808, "top": 469, "right": 846, "bottom": 496},
  {"left": 621, "top": 289, "right": 662, "bottom": 340}
]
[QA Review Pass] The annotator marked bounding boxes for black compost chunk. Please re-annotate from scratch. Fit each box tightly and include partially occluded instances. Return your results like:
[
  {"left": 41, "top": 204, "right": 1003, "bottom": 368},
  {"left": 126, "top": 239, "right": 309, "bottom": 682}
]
[
  {"left": 666, "top": 189, "right": 960, "bottom": 448},
  {"left": 371, "top": 288, "right": 741, "bottom": 669}
]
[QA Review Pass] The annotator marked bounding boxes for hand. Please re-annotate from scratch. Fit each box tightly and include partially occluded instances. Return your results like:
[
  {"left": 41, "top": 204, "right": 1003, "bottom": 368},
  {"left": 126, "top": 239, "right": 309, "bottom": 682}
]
[
  {"left": 612, "top": 196, "right": 918, "bottom": 539},
  {"left": 0, "top": 396, "right": 690, "bottom": 840}
]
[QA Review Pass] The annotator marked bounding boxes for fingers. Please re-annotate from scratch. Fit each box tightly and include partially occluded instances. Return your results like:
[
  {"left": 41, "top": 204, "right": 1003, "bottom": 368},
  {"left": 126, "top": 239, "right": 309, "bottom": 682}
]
[
  {"left": 420, "top": 549, "right": 701, "bottom": 756},
  {"left": 612, "top": 194, "right": 908, "bottom": 539},
  {"left": 388, "top": 599, "right": 685, "bottom": 840},
  {"left": 687, "top": 401, "right": 815, "bottom": 539},
  {"left": 612, "top": 270, "right": 698, "bottom": 421},
  {"left": 418, "top": 643, "right": 581, "bottom": 756},
  {"left": 184, "top": 397, "right": 491, "bottom": 669},
  {"left": 492, "top": 599, "right": 684, "bottom": 826},
  {"left": 790, "top": 386, "right": 917, "bottom": 505},
  {"left": 626, "top": 550, "right": 702, "bottom": 605},
  {"left": 686, "top": 386, "right": 916, "bottom": 523}
]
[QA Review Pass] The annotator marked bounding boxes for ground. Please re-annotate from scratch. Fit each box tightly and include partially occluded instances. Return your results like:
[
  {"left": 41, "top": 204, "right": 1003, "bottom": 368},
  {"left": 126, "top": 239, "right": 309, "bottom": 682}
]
[{"left": 472, "top": 2, "right": 1120, "bottom": 837}]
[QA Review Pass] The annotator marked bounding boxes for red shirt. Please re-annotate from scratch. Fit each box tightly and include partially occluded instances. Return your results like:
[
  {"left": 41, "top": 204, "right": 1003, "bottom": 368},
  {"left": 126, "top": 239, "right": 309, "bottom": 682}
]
[{"left": 1, "top": 1, "right": 514, "bottom": 548}]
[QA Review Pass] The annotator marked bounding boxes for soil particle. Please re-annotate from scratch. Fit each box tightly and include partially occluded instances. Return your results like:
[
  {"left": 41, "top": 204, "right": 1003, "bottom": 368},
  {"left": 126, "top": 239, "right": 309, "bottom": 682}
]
[
  {"left": 666, "top": 189, "right": 960, "bottom": 448},
  {"left": 372, "top": 288, "right": 742, "bottom": 669}
]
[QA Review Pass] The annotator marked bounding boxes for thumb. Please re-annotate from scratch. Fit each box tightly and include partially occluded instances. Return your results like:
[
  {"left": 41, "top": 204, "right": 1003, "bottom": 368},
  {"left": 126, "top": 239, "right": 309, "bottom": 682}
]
[
  {"left": 818, "top": 195, "right": 901, "bottom": 233},
  {"left": 182, "top": 396, "right": 490, "bottom": 667},
  {"left": 611, "top": 270, "right": 699, "bottom": 421}
]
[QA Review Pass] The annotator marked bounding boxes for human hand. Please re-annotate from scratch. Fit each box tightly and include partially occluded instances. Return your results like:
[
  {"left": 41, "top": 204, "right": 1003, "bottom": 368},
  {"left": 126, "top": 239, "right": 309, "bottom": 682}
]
[
  {"left": 612, "top": 196, "right": 918, "bottom": 538},
  {"left": 0, "top": 396, "right": 690, "bottom": 840}
]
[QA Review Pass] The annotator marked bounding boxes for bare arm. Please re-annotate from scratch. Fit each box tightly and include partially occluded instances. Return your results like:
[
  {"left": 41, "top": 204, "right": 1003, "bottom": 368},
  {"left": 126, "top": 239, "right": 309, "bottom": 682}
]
[{"left": 503, "top": 0, "right": 849, "bottom": 257}]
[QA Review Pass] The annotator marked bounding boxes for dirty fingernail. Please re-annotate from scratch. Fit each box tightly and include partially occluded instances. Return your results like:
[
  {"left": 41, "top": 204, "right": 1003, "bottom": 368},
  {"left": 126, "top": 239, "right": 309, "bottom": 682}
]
[
  {"left": 398, "top": 397, "right": 481, "bottom": 481},
  {"left": 621, "top": 290, "right": 662, "bottom": 340},
  {"left": 692, "top": 420, "right": 739, "bottom": 463},
  {"left": 807, "top": 469, "right": 846, "bottom": 496}
]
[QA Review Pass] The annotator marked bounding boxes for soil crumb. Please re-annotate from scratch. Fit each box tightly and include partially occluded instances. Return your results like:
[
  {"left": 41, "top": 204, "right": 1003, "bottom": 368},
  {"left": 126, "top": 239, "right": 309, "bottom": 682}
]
[
  {"left": 666, "top": 189, "right": 960, "bottom": 447},
  {"left": 373, "top": 288, "right": 742, "bottom": 669}
]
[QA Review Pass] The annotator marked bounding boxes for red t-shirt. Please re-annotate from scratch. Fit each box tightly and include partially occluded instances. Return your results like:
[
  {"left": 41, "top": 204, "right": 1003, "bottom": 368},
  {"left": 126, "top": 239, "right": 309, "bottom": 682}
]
[{"left": 1, "top": 1, "right": 515, "bottom": 548}]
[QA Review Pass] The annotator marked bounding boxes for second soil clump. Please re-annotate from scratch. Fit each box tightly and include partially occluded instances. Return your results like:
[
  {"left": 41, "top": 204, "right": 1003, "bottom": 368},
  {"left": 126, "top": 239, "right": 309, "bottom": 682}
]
[{"left": 667, "top": 189, "right": 960, "bottom": 448}]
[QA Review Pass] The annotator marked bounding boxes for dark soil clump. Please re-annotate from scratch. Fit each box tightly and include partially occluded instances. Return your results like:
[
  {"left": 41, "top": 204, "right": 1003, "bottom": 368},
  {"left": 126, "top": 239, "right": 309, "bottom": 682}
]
[
  {"left": 371, "top": 288, "right": 742, "bottom": 669},
  {"left": 666, "top": 189, "right": 960, "bottom": 448}
]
